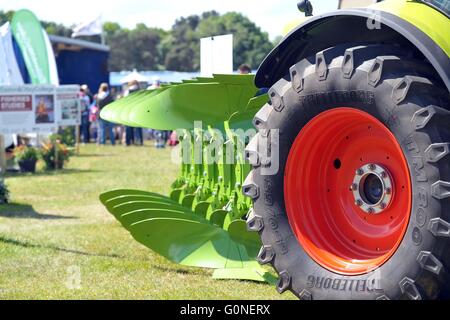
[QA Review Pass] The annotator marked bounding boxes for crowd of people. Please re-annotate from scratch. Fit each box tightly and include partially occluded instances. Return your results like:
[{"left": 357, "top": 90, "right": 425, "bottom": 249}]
[
  {"left": 77, "top": 64, "right": 253, "bottom": 148},
  {"left": 78, "top": 80, "right": 175, "bottom": 148}
]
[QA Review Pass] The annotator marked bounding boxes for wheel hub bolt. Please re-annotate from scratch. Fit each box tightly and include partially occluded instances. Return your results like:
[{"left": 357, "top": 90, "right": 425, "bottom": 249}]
[
  {"left": 380, "top": 203, "right": 387, "bottom": 209},
  {"left": 381, "top": 171, "right": 387, "bottom": 178},
  {"left": 368, "top": 164, "right": 376, "bottom": 171},
  {"left": 356, "top": 199, "right": 363, "bottom": 206},
  {"left": 367, "top": 207, "right": 375, "bottom": 214},
  {"left": 350, "top": 183, "right": 358, "bottom": 191},
  {"left": 386, "top": 187, "right": 392, "bottom": 195},
  {"left": 356, "top": 169, "right": 364, "bottom": 175}
]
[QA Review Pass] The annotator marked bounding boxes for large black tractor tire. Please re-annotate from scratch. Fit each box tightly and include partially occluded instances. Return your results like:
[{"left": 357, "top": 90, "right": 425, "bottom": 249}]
[{"left": 244, "top": 43, "right": 450, "bottom": 300}]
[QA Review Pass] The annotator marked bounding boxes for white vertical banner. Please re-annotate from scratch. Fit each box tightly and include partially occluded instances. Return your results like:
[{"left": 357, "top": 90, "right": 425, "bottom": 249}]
[
  {"left": 42, "top": 28, "right": 59, "bottom": 85},
  {"left": 200, "top": 34, "right": 233, "bottom": 77},
  {"left": 0, "top": 22, "right": 24, "bottom": 85}
]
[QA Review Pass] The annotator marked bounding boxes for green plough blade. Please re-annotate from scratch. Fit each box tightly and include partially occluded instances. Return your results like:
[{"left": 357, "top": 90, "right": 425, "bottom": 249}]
[
  {"left": 100, "top": 189, "right": 271, "bottom": 281},
  {"left": 99, "top": 74, "right": 259, "bottom": 130}
]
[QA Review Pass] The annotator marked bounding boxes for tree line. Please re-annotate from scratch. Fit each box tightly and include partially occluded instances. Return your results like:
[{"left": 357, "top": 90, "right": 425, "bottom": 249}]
[{"left": 0, "top": 10, "right": 277, "bottom": 72}]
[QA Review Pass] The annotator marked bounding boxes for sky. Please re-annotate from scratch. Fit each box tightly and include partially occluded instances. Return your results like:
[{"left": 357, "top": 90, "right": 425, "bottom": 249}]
[{"left": 2, "top": 0, "right": 338, "bottom": 40}]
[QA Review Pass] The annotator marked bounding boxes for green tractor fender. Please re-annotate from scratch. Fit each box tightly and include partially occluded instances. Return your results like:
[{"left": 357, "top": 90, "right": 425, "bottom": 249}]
[{"left": 256, "top": 0, "right": 450, "bottom": 91}]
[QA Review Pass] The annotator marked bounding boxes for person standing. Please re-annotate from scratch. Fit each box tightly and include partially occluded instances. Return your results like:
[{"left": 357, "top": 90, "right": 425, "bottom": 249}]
[
  {"left": 238, "top": 64, "right": 252, "bottom": 74},
  {"left": 134, "top": 122, "right": 144, "bottom": 146},
  {"left": 97, "top": 83, "right": 115, "bottom": 145},
  {"left": 81, "top": 84, "right": 93, "bottom": 104},
  {"left": 168, "top": 130, "right": 178, "bottom": 146},
  {"left": 125, "top": 80, "right": 143, "bottom": 146},
  {"left": 89, "top": 94, "right": 99, "bottom": 142},
  {"left": 148, "top": 78, "right": 166, "bottom": 148},
  {"left": 79, "top": 87, "right": 91, "bottom": 143},
  {"left": 155, "top": 130, "right": 165, "bottom": 148}
]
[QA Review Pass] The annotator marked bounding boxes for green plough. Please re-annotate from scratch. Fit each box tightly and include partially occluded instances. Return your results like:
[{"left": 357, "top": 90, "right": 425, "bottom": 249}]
[{"left": 99, "top": 74, "right": 274, "bottom": 282}]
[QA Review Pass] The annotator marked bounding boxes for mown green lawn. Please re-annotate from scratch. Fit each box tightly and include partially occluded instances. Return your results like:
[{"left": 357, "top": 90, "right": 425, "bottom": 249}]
[{"left": 0, "top": 143, "right": 295, "bottom": 300}]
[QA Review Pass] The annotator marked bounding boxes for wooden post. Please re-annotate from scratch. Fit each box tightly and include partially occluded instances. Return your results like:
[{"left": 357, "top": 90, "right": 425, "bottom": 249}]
[
  {"left": 0, "top": 135, "right": 6, "bottom": 175},
  {"left": 54, "top": 138, "right": 59, "bottom": 171},
  {"left": 0, "top": 135, "right": 5, "bottom": 204},
  {"left": 75, "top": 125, "right": 80, "bottom": 155}
]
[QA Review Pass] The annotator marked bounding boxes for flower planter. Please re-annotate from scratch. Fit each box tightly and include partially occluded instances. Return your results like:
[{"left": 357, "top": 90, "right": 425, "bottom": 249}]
[
  {"left": 18, "top": 159, "right": 37, "bottom": 173},
  {"left": 46, "top": 161, "right": 64, "bottom": 170},
  {"left": 40, "top": 141, "right": 70, "bottom": 170}
]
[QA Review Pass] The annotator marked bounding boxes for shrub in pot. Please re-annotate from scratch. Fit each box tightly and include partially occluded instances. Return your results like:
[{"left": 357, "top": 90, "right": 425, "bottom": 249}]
[
  {"left": 40, "top": 140, "right": 70, "bottom": 170},
  {"left": 14, "top": 145, "right": 39, "bottom": 173}
]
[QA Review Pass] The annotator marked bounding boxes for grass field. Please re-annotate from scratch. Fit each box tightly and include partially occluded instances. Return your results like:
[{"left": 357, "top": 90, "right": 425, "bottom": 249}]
[{"left": 0, "top": 143, "right": 295, "bottom": 299}]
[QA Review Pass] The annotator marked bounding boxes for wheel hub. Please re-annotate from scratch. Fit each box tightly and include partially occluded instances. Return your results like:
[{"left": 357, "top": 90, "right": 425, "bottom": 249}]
[
  {"left": 284, "top": 107, "right": 412, "bottom": 275},
  {"left": 351, "top": 163, "right": 393, "bottom": 214}
]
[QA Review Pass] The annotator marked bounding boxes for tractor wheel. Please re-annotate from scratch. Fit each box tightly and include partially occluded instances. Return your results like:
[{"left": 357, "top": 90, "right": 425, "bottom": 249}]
[{"left": 244, "top": 43, "right": 450, "bottom": 300}]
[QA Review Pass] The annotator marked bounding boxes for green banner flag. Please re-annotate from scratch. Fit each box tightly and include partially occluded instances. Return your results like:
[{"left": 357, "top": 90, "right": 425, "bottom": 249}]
[{"left": 11, "top": 9, "right": 50, "bottom": 84}]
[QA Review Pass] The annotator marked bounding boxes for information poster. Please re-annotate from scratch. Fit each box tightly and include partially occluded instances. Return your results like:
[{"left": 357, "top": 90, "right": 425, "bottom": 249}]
[
  {"left": 0, "top": 85, "right": 35, "bottom": 134},
  {"left": 0, "top": 84, "right": 79, "bottom": 134},
  {"left": 31, "top": 85, "right": 56, "bottom": 133},
  {"left": 56, "top": 85, "right": 81, "bottom": 126}
]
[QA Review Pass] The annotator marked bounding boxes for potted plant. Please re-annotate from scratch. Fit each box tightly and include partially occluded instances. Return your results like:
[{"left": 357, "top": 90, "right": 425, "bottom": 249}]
[
  {"left": 14, "top": 145, "right": 39, "bottom": 173},
  {"left": 40, "top": 140, "right": 70, "bottom": 170}
]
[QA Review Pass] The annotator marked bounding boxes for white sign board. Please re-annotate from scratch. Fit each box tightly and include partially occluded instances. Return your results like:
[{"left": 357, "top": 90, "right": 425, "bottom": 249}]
[
  {"left": 0, "top": 86, "right": 34, "bottom": 134},
  {"left": 200, "top": 34, "right": 233, "bottom": 77},
  {"left": 33, "top": 85, "right": 57, "bottom": 133},
  {"left": 56, "top": 85, "right": 81, "bottom": 126},
  {"left": 0, "top": 84, "right": 81, "bottom": 134}
]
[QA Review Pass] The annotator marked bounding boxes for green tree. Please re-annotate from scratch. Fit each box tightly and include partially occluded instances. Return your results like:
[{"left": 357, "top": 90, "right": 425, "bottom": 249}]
[
  {"left": 164, "top": 11, "right": 273, "bottom": 72},
  {"left": 41, "top": 21, "right": 72, "bottom": 37},
  {"left": 106, "top": 28, "right": 130, "bottom": 71},
  {"left": 211, "top": 12, "right": 273, "bottom": 71},
  {"left": 164, "top": 14, "right": 202, "bottom": 71},
  {"left": 104, "top": 22, "right": 164, "bottom": 72},
  {"left": 103, "top": 21, "right": 121, "bottom": 37},
  {"left": 0, "top": 10, "right": 15, "bottom": 26},
  {"left": 128, "top": 24, "right": 162, "bottom": 70}
]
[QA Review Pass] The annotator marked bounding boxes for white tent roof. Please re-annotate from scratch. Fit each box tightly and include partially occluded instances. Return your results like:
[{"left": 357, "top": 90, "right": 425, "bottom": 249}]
[{"left": 120, "top": 70, "right": 149, "bottom": 84}]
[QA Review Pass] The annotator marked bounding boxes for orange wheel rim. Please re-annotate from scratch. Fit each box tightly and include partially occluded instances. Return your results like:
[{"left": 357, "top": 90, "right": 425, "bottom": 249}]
[{"left": 284, "top": 108, "right": 412, "bottom": 275}]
